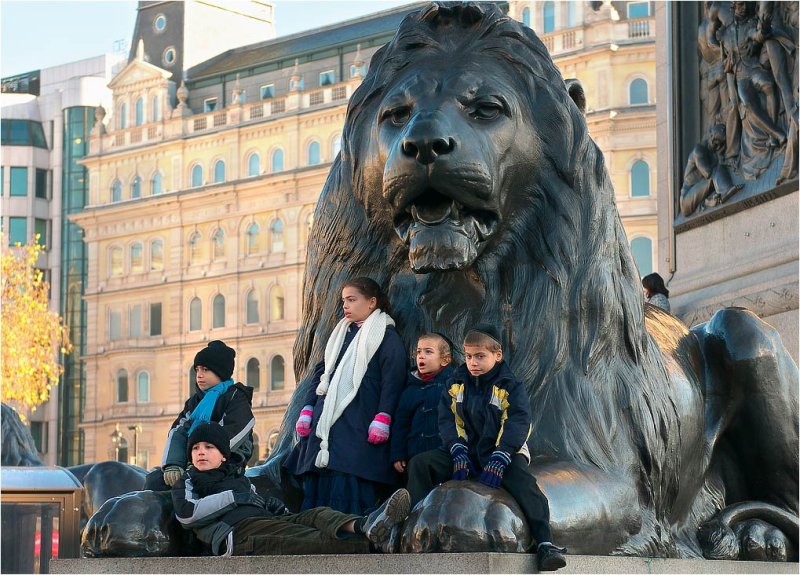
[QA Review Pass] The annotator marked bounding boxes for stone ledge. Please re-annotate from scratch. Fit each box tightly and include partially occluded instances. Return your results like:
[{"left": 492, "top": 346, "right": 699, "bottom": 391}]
[{"left": 50, "top": 553, "right": 799, "bottom": 574}]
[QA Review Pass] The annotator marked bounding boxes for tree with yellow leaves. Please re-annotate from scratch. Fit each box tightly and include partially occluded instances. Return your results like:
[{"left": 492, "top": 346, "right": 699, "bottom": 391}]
[{"left": 2, "top": 234, "right": 72, "bottom": 413}]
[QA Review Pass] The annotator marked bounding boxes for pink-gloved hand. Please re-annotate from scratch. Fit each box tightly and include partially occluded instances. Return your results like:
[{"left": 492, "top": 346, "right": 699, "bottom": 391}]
[
  {"left": 295, "top": 405, "right": 314, "bottom": 437},
  {"left": 367, "top": 412, "right": 391, "bottom": 444}
]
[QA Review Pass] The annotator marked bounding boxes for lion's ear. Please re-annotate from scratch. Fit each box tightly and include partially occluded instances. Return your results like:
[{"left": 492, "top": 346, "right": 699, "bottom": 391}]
[{"left": 565, "top": 79, "right": 587, "bottom": 115}]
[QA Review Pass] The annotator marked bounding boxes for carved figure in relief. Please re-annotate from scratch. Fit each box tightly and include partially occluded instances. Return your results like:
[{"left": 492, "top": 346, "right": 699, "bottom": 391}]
[{"left": 680, "top": 124, "right": 743, "bottom": 216}]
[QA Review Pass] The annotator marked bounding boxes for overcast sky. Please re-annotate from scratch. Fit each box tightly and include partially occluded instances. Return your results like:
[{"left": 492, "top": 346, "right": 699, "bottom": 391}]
[{"left": 1, "top": 1, "right": 410, "bottom": 77}]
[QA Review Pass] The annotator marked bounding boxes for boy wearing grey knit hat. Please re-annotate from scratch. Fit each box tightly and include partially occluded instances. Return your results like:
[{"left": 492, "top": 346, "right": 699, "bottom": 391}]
[{"left": 144, "top": 340, "right": 256, "bottom": 491}]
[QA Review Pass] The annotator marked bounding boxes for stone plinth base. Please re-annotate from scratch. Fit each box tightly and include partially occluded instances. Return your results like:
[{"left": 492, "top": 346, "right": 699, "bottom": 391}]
[{"left": 51, "top": 553, "right": 799, "bottom": 574}]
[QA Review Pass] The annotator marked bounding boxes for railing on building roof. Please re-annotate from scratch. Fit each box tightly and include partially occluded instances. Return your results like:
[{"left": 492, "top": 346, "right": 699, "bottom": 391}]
[{"left": 539, "top": 16, "right": 654, "bottom": 57}]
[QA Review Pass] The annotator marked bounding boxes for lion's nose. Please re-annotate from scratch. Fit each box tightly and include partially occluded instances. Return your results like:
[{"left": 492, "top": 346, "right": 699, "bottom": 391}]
[{"left": 401, "top": 136, "right": 455, "bottom": 165}]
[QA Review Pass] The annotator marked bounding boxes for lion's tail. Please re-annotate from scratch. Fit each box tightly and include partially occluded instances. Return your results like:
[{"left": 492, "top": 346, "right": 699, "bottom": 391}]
[{"left": 697, "top": 501, "right": 799, "bottom": 560}]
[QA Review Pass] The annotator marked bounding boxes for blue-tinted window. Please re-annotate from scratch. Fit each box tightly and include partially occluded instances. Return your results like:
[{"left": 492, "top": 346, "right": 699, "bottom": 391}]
[
  {"left": 319, "top": 70, "right": 335, "bottom": 86},
  {"left": 332, "top": 136, "right": 341, "bottom": 159},
  {"left": 151, "top": 172, "right": 162, "bottom": 195},
  {"left": 203, "top": 98, "right": 217, "bottom": 113},
  {"left": 135, "top": 97, "right": 144, "bottom": 126},
  {"left": 522, "top": 7, "right": 530, "bottom": 27},
  {"left": 307, "top": 141, "right": 321, "bottom": 165},
  {"left": 349, "top": 63, "right": 366, "bottom": 78},
  {"left": 568, "top": 2, "right": 579, "bottom": 26},
  {"left": 212, "top": 294, "right": 225, "bottom": 328},
  {"left": 629, "top": 78, "right": 648, "bottom": 105},
  {"left": 248, "top": 153, "right": 260, "bottom": 177},
  {"left": 272, "top": 149, "right": 284, "bottom": 172},
  {"left": 630, "top": 237, "right": 653, "bottom": 277},
  {"left": 154, "top": 14, "right": 166, "bottom": 31},
  {"left": 131, "top": 176, "right": 141, "bottom": 198},
  {"left": 628, "top": 2, "right": 650, "bottom": 18},
  {"left": 260, "top": 84, "right": 274, "bottom": 100},
  {"left": 112, "top": 179, "right": 122, "bottom": 202},
  {"left": 8, "top": 119, "right": 29, "bottom": 144},
  {"left": 120, "top": 104, "right": 127, "bottom": 129},
  {"left": 1, "top": 119, "right": 47, "bottom": 148},
  {"left": 9, "top": 217, "right": 27, "bottom": 245},
  {"left": 630, "top": 160, "right": 650, "bottom": 197},
  {"left": 10, "top": 167, "right": 27, "bottom": 196},
  {"left": 138, "top": 372, "right": 150, "bottom": 402},
  {"left": 213, "top": 160, "right": 225, "bottom": 183},
  {"left": 191, "top": 165, "right": 203, "bottom": 187},
  {"left": 35, "top": 169, "right": 47, "bottom": 198},
  {"left": 543, "top": 2, "right": 555, "bottom": 33}
]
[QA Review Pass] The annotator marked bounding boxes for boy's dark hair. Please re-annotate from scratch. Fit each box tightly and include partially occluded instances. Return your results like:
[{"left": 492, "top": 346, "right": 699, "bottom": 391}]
[
  {"left": 641, "top": 273, "right": 669, "bottom": 297},
  {"left": 464, "top": 324, "right": 502, "bottom": 353},
  {"left": 342, "top": 276, "right": 393, "bottom": 315},
  {"left": 418, "top": 332, "right": 452, "bottom": 360}
]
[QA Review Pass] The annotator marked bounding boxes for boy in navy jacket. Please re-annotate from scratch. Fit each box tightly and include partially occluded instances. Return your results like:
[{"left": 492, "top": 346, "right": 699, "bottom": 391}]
[
  {"left": 406, "top": 325, "right": 566, "bottom": 572},
  {"left": 391, "top": 333, "right": 455, "bottom": 474}
]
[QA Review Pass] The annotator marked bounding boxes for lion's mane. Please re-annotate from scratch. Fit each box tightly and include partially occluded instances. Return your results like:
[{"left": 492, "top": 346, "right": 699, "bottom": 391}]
[{"left": 274, "top": 2, "right": 685, "bottom": 551}]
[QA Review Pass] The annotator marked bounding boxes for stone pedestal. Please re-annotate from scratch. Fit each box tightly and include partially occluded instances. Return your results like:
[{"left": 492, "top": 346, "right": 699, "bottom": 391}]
[{"left": 51, "top": 553, "right": 799, "bottom": 574}]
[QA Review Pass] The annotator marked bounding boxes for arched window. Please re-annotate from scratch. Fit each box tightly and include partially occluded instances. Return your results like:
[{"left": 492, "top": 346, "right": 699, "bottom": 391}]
[
  {"left": 246, "top": 222, "right": 260, "bottom": 255},
  {"left": 629, "top": 78, "right": 649, "bottom": 105},
  {"left": 191, "top": 164, "right": 203, "bottom": 187},
  {"left": 189, "top": 231, "right": 201, "bottom": 264},
  {"left": 630, "top": 160, "right": 650, "bottom": 197},
  {"left": 152, "top": 94, "right": 160, "bottom": 122},
  {"left": 111, "top": 179, "right": 122, "bottom": 202},
  {"left": 307, "top": 141, "right": 321, "bottom": 165},
  {"left": 110, "top": 246, "right": 123, "bottom": 276},
  {"left": 270, "top": 219, "right": 284, "bottom": 252},
  {"left": 131, "top": 176, "right": 141, "bottom": 199},
  {"left": 213, "top": 160, "right": 226, "bottom": 183},
  {"left": 246, "top": 358, "right": 260, "bottom": 390},
  {"left": 119, "top": 103, "right": 127, "bottom": 129},
  {"left": 135, "top": 97, "right": 144, "bottom": 126},
  {"left": 189, "top": 297, "right": 202, "bottom": 331},
  {"left": 246, "top": 289, "right": 259, "bottom": 324},
  {"left": 543, "top": 1, "right": 555, "bottom": 33},
  {"left": 248, "top": 153, "right": 260, "bottom": 177},
  {"left": 117, "top": 369, "right": 129, "bottom": 402},
  {"left": 270, "top": 355, "right": 285, "bottom": 390},
  {"left": 270, "top": 285, "right": 284, "bottom": 321},
  {"left": 130, "top": 242, "right": 143, "bottom": 272},
  {"left": 212, "top": 228, "right": 225, "bottom": 259},
  {"left": 271, "top": 148, "right": 284, "bottom": 172},
  {"left": 212, "top": 294, "right": 226, "bottom": 328},
  {"left": 150, "top": 239, "right": 164, "bottom": 271},
  {"left": 630, "top": 237, "right": 653, "bottom": 277},
  {"left": 151, "top": 172, "right": 162, "bottom": 195},
  {"left": 332, "top": 136, "right": 342, "bottom": 159},
  {"left": 522, "top": 7, "right": 530, "bottom": 27},
  {"left": 137, "top": 371, "right": 150, "bottom": 402}
]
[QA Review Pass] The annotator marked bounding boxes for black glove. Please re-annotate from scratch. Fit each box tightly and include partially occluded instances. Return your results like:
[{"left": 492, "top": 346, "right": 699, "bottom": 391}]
[
  {"left": 233, "top": 490, "right": 265, "bottom": 508},
  {"left": 264, "top": 496, "right": 289, "bottom": 516}
]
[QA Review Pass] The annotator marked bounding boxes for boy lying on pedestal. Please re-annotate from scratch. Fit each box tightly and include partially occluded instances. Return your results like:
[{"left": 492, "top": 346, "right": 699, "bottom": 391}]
[{"left": 171, "top": 422, "right": 409, "bottom": 556}]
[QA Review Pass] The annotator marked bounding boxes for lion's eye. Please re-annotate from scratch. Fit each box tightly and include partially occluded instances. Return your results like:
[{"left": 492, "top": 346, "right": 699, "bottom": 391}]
[
  {"left": 389, "top": 107, "right": 411, "bottom": 126},
  {"left": 470, "top": 102, "right": 503, "bottom": 120}
]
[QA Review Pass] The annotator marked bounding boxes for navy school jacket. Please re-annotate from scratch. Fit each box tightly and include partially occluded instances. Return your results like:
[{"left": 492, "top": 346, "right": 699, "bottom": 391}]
[
  {"left": 438, "top": 361, "right": 532, "bottom": 468},
  {"left": 389, "top": 364, "right": 455, "bottom": 463},
  {"left": 283, "top": 324, "right": 407, "bottom": 485}
]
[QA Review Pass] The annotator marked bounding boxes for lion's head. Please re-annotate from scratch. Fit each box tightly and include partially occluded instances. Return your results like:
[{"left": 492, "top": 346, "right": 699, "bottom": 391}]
[{"left": 269, "top": 2, "right": 679, "bottom": 512}]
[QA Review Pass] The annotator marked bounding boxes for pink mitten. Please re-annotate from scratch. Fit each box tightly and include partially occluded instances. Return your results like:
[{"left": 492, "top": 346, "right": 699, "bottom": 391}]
[
  {"left": 367, "top": 412, "right": 391, "bottom": 444},
  {"left": 295, "top": 405, "right": 314, "bottom": 437}
]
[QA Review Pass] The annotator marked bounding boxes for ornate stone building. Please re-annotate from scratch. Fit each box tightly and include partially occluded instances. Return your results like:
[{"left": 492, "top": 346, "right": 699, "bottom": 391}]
[{"left": 74, "top": 0, "right": 659, "bottom": 466}]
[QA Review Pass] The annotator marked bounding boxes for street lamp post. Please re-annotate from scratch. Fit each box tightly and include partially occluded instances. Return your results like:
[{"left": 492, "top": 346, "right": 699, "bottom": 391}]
[
  {"left": 109, "top": 424, "right": 123, "bottom": 461},
  {"left": 128, "top": 424, "right": 142, "bottom": 466}
]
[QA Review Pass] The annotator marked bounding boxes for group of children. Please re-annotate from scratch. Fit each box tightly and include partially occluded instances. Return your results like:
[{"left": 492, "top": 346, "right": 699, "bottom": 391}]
[{"left": 150, "top": 277, "right": 566, "bottom": 571}]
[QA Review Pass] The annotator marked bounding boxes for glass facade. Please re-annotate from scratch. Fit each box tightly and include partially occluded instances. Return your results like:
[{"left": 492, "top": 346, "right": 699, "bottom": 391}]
[
  {"left": 59, "top": 106, "right": 92, "bottom": 465},
  {"left": 1, "top": 119, "right": 48, "bottom": 148},
  {"left": 10, "top": 167, "right": 27, "bottom": 196}
]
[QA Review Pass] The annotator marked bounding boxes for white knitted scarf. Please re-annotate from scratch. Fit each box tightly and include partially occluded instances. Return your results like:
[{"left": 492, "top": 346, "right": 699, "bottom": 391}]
[{"left": 314, "top": 308, "right": 394, "bottom": 468}]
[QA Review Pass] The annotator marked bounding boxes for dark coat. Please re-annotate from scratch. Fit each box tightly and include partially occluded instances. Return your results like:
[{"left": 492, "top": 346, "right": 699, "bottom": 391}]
[
  {"left": 389, "top": 364, "right": 455, "bottom": 463},
  {"left": 438, "top": 361, "right": 532, "bottom": 468},
  {"left": 162, "top": 383, "right": 255, "bottom": 470},
  {"left": 284, "top": 324, "right": 407, "bottom": 485}
]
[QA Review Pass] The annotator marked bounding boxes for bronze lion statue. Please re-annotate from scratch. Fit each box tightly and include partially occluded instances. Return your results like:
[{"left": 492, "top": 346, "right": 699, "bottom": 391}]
[{"left": 259, "top": 1, "right": 798, "bottom": 561}]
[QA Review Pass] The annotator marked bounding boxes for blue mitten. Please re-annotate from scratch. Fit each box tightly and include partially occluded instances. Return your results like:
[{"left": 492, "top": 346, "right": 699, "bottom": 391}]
[
  {"left": 450, "top": 443, "right": 477, "bottom": 481},
  {"left": 478, "top": 451, "right": 512, "bottom": 489}
]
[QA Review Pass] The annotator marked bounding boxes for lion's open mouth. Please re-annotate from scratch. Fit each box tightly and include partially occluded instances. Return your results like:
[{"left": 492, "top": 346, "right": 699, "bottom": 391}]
[{"left": 393, "top": 188, "right": 499, "bottom": 273}]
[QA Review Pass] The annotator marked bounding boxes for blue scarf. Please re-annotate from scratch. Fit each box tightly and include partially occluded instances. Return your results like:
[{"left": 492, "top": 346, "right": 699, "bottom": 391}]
[{"left": 188, "top": 378, "right": 234, "bottom": 434}]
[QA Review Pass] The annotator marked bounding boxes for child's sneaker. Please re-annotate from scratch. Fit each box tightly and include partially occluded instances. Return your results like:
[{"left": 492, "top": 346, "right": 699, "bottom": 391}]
[{"left": 364, "top": 488, "right": 410, "bottom": 553}]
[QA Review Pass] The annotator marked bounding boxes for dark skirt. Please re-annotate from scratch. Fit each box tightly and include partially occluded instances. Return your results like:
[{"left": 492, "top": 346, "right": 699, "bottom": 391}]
[{"left": 300, "top": 470, "right": 382, "bottom": 515}]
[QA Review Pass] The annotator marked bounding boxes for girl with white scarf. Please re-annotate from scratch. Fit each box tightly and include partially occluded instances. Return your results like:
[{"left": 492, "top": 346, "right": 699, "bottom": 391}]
[{"left": 283, "top": 278, "right": 407, "bottom": 515}]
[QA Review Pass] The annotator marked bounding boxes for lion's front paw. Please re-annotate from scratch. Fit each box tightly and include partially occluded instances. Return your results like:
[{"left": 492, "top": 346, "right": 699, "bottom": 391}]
[
  {"left": 699, "top": 516, "right": 797, "bottom": 562},
  {"left": 399, "top": 481, "right": 530, "bottom": 553}
]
